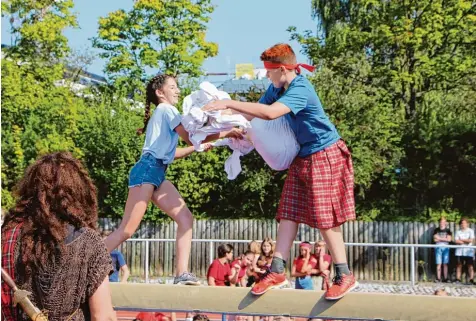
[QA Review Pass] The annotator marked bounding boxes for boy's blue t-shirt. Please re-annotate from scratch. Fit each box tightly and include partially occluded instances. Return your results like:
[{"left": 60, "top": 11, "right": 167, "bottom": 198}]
[
  {"left": 109, "top": 250, "right": 126, "bottom": 282},
  {"left": 259, "top": 75, "right": 340, "bottom": 157}
]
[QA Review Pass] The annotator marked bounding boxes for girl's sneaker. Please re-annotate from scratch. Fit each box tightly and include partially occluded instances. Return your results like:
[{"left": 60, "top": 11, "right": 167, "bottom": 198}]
[{"left": 173, "top": 272, "right": 201, "bottom": 285}]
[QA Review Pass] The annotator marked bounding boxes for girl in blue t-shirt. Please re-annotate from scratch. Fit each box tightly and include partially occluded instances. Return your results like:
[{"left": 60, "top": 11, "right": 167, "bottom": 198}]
[{"left": 105, "top": 74, "right": 242, "bottom": 285}]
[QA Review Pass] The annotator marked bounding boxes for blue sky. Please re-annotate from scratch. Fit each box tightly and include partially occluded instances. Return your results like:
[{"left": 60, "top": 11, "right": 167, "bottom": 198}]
[{"left": 1, "top": 0, "right": 317, "bottom": 77}]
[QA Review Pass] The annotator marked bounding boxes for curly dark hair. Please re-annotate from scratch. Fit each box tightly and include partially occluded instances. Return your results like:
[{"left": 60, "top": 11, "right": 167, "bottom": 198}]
[
  {"left": 1, "top": 151, "right": 98, "bottom": 281},
  {"left": 136, "top": 74, "right": 175, "bottom": 135}
]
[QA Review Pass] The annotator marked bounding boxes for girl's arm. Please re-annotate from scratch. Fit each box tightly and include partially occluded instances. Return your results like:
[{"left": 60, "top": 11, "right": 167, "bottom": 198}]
[
  {"left": 174, "top": 146, "right": 196, "bottom": 159},
  {"left": 174, "top": 144, "right": 212, "bottom": 159},
  {"left": 291, "top": 264, "right": 307, "bottom": 278},
  {"left": 175, "top": 124, "right": 244, "bottom": 147},
  {"left": 229, "top": 266, "right": 239, "bottom": 285},
  {"left": 318, "top": 255, "right": 330, "bottom": 274},
  {"left": 174, "top": 124, "right": 194, "bottom": 146},
  {"left": 207, "top": 276, "right": 216, "bottom": 286},
  {"left": 310, "top": 268, "right": 320, "bottom": 275},
  {"left": 240, "top": 275, "right": 248, "bottom": 287},
  {"left": 252, "top": 254, "right": 264, "bottom": 273},
  {"left": 300, "top": 256, "right": 311, "bottom": 274}
]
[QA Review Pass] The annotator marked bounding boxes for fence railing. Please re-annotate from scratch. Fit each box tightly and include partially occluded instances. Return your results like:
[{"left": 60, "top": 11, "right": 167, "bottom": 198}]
[{"left": 122, "top": 238, "right": 476, "bottom": 286}]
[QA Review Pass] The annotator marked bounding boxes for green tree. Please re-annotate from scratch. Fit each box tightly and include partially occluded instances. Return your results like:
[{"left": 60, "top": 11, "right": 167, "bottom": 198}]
[
  {"left": 1, "top": 0, "right": 81, "bottom": 210},
  {"left": 1, "top": 0, "right": 77, "bottom": 66},
  {"left": 92, "top": 0, "right": 218, "bottom": 93},
  {"left": 1, "top": 58, "right": 85, "bottom": 210},
  {"left": 300, "top": 0, "right": 475, "bottom": 120},
  {"left": 74, "top": 91, "right": 143, "bottom": 217},
  {"left": 291, "top": 0, "right": 476, "bottom": 220}
]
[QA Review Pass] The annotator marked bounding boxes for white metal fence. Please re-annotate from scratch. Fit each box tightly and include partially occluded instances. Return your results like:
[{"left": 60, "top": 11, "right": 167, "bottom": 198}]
[{"left": 123, "top": 238, "right": 476, "bottom": 286}]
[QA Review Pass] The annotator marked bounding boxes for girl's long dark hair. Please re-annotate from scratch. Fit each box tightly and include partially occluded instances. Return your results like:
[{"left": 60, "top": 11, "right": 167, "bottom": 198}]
[{"left": 136, "top": 74, "right": 175, "bottom": 135}]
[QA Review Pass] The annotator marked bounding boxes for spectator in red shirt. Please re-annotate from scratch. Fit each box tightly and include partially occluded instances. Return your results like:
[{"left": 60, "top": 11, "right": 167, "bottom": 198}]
[
  {"left": 207, "top": 243, "right": 237, "bottom": 286},
  {"left": 231, "top": 250, "right": 255, "bottom": 287},
  {"left": 292, "top": 242, "right": 317, "bottom": 290},
  {"left": 257, "top": 237, "right": 275, "bottom": 271},
  {"left": 134, "top": 312, "right": 174, "bottom": 321},
  {"left": 312, "top": 240, "right": 332, "bottom": 290}
]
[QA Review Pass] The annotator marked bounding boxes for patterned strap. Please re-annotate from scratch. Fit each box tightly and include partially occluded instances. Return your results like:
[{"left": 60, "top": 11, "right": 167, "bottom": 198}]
[{"left": 1, "top": 223, "right": 24, "bottom": 321}]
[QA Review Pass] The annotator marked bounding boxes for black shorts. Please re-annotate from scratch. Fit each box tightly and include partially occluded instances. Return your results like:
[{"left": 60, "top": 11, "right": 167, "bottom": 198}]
[{"left": 456, "top": 256, "right": 474, "bottom": 265}]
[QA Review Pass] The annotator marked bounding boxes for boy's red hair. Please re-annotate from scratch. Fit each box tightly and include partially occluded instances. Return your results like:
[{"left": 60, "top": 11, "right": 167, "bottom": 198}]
[{"left": 260, "top": 43, "right": 297, "bottom": 65}]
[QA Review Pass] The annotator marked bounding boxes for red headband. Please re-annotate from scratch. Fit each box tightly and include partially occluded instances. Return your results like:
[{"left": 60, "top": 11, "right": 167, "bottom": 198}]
[
  {"left": 263, "top": 61, "right": 316, "bottom": 74},
  {"left": 299, "top": 242, "right": 312, "bottom": 249}
]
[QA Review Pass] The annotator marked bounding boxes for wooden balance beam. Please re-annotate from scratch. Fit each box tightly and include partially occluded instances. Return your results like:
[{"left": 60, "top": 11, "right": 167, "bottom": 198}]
[{"left": 110, "top": 283, "right": 476, "bottom": 321}]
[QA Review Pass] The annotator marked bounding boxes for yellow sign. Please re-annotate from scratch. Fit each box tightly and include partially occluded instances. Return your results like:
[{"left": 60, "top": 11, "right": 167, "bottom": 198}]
[{"left": 235, "top": 63, "right": 255, "bottom": 79}]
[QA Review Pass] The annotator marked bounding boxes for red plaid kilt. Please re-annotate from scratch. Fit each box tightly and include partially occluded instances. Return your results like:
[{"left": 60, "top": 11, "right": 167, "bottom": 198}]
[{"left": 277, "top": 140, "right": 356, "bottom": 229}]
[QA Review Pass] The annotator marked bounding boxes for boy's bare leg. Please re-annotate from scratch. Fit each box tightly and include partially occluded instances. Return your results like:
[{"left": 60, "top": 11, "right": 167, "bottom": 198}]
[
  {"left": 273, "top": 219, "right": 299, "bottom": 262},
  {"left": 320, "top": 225, "right": 358, "bottom": 300},
  {"left": 320, "top": 226, "right": 347, "bottom": 264}
]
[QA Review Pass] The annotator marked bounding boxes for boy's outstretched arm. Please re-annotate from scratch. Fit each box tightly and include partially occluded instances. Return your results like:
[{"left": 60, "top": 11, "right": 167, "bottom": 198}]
[{"left": 204, "top": 100, "right": 291, "bottom": 120}]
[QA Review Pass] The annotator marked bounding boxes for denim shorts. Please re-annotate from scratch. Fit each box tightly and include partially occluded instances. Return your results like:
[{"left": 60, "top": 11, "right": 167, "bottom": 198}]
[
  {"left": 435, "top": 247, "right": 450, "bottom": 265},
  {"left": 128, "top": 153, "right": 167, "bottom": 189}
]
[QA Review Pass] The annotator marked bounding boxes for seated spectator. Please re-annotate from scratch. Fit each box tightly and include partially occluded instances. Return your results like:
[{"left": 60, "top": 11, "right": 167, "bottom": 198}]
[
  {"left": 272, "top": 317, "right": 294, "bottom": 321},
  {"left": 454, "top": 217, "right": 474, "bottom": 284},
  {"left": 231, "top": 250, "right": 255, "bottom": 287},
  {"left": 312, "top": 240, "right": 332, "bottom": 290},
  {"left": 246, "top": 240, "right": 263, "bottom": 286},
  {"left": 292, "top": 242, "right": 317, "bottom": 290},
  {"left": 134, "top": 312, "right": 174, "bottom": 321},
  {"left": 193, "top": 314, "right": 210, "bottom": 321},
  {"left": 228, "top": 316, "right": 252, "bottom": 321},
  {"left": 433, "top": 217, "right": 452, "bottom": 283},
  {"left": 102, "top": 230, "right": 130, "bottom": 283},
  {"left": 207, "top": 243, "right": 237, "bottom": 286},
  {"left": 1, "top": 152, "right": 116, "bottom": 321},
  {"left": 257, "top": 237, "right": 274, "bottom": 271}
]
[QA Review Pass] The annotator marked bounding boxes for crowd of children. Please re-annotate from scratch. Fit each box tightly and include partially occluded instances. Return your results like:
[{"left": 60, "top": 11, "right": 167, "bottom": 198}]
[{"left": 207, "top": 238, "right": 332, "bottom": 290}]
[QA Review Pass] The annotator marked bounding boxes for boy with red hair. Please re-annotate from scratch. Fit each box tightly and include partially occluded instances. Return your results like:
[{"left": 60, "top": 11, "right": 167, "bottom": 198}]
[{"left": 204, "top": 43, "right": 357, "bottom": 300}]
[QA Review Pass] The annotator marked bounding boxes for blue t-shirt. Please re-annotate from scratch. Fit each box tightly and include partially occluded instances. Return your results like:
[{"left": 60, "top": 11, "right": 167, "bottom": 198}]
[
  {"left": 109, "top": 250, "right": 126, "bottom": 282},
  {"left": 259, "top": 75, "right": 340, "bottom": 157},
  {"left": 142, "top": 103, "right": 182, "bottom": 164}
]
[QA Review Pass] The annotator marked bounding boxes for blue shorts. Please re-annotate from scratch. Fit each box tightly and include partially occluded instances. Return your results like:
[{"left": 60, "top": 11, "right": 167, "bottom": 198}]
[
  {"left": 128, "top": 153, "right": 167, "bottom": 189},
  {"left": 435, "top": 247, "right": 450, "bottom": 265},
  {"left": 295, "top": 276, "right": 314, "bottom": 290}
]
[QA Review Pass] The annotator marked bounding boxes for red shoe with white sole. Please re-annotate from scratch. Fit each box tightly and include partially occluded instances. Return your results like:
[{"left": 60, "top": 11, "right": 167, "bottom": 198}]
[
  {"left": 325, "top": 273, "right": 358, "bottom": 300},
  {"left": 251, "top": 272, "right": 288, "bottom": 295}
]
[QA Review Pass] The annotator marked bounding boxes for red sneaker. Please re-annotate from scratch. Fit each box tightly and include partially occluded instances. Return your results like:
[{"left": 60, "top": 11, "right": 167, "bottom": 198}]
[
  {"left": 324, "top": 273, "right": 358, "bottom": 300},
  {"left": 251, "top": 272, "right": 288, "bottom": 295}
]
